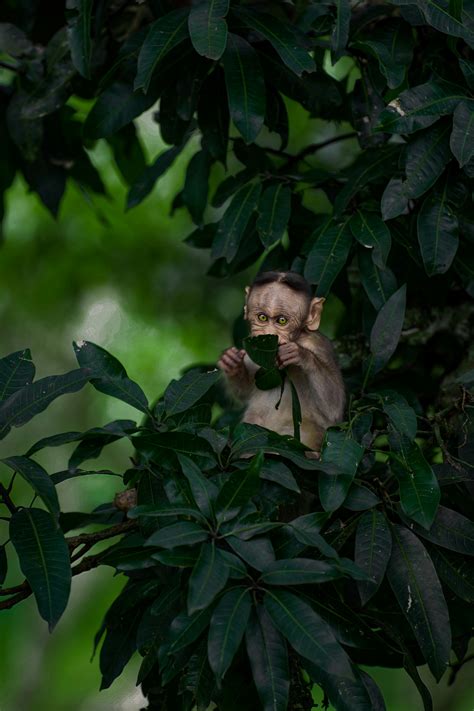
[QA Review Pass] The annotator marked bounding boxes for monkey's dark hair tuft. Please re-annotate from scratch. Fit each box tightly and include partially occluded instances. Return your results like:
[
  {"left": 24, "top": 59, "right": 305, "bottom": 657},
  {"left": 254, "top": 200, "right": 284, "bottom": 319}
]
[{"left": 251, "top": 271, "right": 313, "bottom": 298}]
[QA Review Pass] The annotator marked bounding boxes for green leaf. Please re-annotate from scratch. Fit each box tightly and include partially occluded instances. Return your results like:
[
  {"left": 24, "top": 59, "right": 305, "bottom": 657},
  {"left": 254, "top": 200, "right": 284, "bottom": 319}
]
[
  {"left": 0, "top": 348, "right": 35, "bottom": 402},
  {"left": 429, "top": 546, "right": 474, "bottom": 602},
  {"left": 305, "top": 663, "right": 385, "bottom": 711},
  {"left": 380, "top": 177, "right": 409, "bottom": 221},
  {"left": 208, "top": 587, "right": 252, "bottom": 680},
  {"left": 107, "top": 123, "right": 147, "bottom": 185},
  {"left": 2, "top": 456, "right": 59, "bottom": 516},
  {"left": 227, "top": 535, "right": 275, "bottom": 571},
  {"left": 0, "top": 369, "right": 90, "bottom": 441},
  {"left": 319, "top": 431, "right": 364, "bottom": 511},
  {"left": 84, "top": 82, "right": 159, "bottom": 139},
  {"left": 168, "top": 606, "right": 213, "bottom": 654},
  {"left": 0, "top": 22, "right": 32, "bottom": 56},
  {"left": 264, "top": 589, "right": 353, "bottom": 679},
  {"left": 134, "top": 9, "right": 190, "bottom": 93},
  {"left": 245, "top": 605, "right": 289, "bottom": 711},
  {"left": 178, "top": 454, "right": 218, "bottom": 519},
  {"left": 288, "top": 378, "right": 302, "bottom": 441},
  {"left": 402, "top": 122, "right": 452, "bottom": 200},
  {"left": 211, "top": 182, "right": 261, "bottom": 262},
  {"left": 67, "top": 0, "right": 93, "bottom": 79},
  {"left": 222, "top": 33, "right": 265, "bottom": 143},
  {"left": 450, "top": 101, "right": 474, "bottom": 167},
  {"left": 351, "top": 18, "right": 414, "bottom": 89},
  {"left": 417, "top": 185, "right": 459, "bottom": 276},
  {"left": 387, "top": 525, "right": 451, "bottom": 680},
  {"left": 331, "top": 0, "right": 350, "bottom": 62},
  {"left": 350, "top": 211, "right": 391, "bottom": 269},
  {"left": 235, "top": 9, "right": 315, "bottom": 77},
  {"left": 243, "top": 334, "right": 279, "bottom": 370},
  {"left": 260, "top": 459, "right": 300, "bottom": 493},
  {"left": 152, "top": 547, "right": 199, "bottom": 568},
  {"left": 344, "top": 483, "right": 380, "bottom": 511},
  {"left": 355, "top": 510, "right": 392, "bottom": 605},
  {"left": 260, "top": 558, "right": 342, "bottom": 585},
  {"left": 127, "top": 143, "right": 185, "bottom": 210},
  {"left": 134, "top": 431, "right": 216, "bottom": 470},
  {"left": 100, "top": 605, "right": 142, "bottom": 689},
  {"left": 127, "top": 503, "right": 205, "bottom": 522},
  {"left": 10, "top": 508, "right": 71, "bottom": 630},
  {"left": 183, "top": 150, "right": 212, "bottom": 225},
  {"left": 304, "top": 219, "right": 352, "bottom": 296},
  {"left": 198, "top": 69, "right": 230, "bottom": 165},
  {"left": 391, "top": 436, "right": 440, "bottom": 530},
  {"left": 256, "top": 184, "right": 291, "bottom": 248},
  {"left": 369, "top": 284, "right": 406, "bottom": 372},
  {"left": 216, "top": 453, "right": 262, "bottom": 521},
  {"left": 391, "top": 0, "right": 474, "bottom": 48},
  {"left": 188, "top": 0, "right": 229, "bottom": 60},
  {"left": 188, "top": 542, "right": 230, "bottom": 614},
  {"left": 334, "top": 147, "right": 399, "bottom": 216},
  {"left": 377, "top": 389, "right": 417, "bottom": 439},
  {"left": 410, "top": 505, "right": 474, "bottom": 554},
  {"left": 145, "top": 521, "right": 208, "bottom": 549},
  {"left": 164, "top": 368, "right": 220, "bottom": 417},
  {"left": 358, "top": 249, "right": 398, "bottom": 311},
  {"left": 182, "top": 640, "right": 215, "bottom": 710},
  {"left": 231, "top": 423, "right": 328, "bottom": 471},
  {"left": 377, "top": 78, "right": 470, "bottom": 134},
  {"left": 73, "top": 340, "right": 148, "bottom": 414}
]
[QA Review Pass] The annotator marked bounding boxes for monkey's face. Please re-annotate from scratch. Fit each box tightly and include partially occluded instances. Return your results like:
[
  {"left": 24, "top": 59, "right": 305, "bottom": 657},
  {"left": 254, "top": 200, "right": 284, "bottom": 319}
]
[{"left": 245, "top": 283, "right": 310, "bottom": 343}]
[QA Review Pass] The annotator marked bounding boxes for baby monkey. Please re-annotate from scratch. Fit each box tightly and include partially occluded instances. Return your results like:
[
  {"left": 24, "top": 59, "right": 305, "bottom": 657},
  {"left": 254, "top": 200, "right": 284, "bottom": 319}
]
[{"left": 218, "top": 271, "right": 345, "bottom": 451}]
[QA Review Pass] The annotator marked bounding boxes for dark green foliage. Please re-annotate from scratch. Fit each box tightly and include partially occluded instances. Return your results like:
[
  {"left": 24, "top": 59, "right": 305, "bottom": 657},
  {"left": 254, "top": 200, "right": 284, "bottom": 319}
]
[{"left": 1, "top": 1, "right": 474, "bottom": 709}]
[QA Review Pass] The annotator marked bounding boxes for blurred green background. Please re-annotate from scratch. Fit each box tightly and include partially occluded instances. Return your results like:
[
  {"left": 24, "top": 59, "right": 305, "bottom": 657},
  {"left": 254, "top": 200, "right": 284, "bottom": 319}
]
[{"left": 0, "top": 101, "right": 472, "bottom": 711}]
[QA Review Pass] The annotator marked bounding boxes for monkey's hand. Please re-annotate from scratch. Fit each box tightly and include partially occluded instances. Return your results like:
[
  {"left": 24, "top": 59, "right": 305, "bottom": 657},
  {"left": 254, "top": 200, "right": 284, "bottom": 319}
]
[
  {"left": 218, "top": 347, "right": 247, "bottom": 378},
  {"left": 277, "top": 342, "right": 309, "bottom": 369}
]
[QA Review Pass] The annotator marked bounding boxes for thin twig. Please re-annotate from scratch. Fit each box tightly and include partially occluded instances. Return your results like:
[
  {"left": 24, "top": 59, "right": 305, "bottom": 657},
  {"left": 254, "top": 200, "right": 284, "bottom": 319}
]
[{"left": 0, "top": 484, "right": 17, "bottom": 515}]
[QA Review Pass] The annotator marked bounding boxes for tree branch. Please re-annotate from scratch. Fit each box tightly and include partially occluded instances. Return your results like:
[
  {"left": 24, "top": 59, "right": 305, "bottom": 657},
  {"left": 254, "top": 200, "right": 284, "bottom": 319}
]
[{"left": 0, "top": 483, "right": 17, "bottom": 515}]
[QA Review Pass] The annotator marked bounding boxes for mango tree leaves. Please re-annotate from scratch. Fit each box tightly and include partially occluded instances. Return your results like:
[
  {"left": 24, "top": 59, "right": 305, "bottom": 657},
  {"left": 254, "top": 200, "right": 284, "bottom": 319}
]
[
  {"left": 127, "top": 142, "right": 186, "bottom": 209},
  {"left": 429, "top": 547, "right": 474, "bottom": 603},
  {"left": 257, "top": 184, "right": 291, "bottom": 248},
  {"left": 215, "top": 452, "right": 262, "bottom": 521},
  {"left": 351, "top": 18, "right": 414, "bottom": 89},
  {"left": 188, "top": 0, "right": 229, "bottom": 61},
  {"left": 211, "top": 182, "right": 261, "bottom": 262},
  {"left": 350, "top": 211, "right": 391, "bottom": 268},
  {"left": 74, "top": 340, "right": 149, "bottom": 414},
  {"left": 391, "top": 435, "right": 440, "bottom": 529},
  {"left": 390, "top": 0, "right": 474, "bottom": 48},
  {"left": 67, "top": 0, "right": 93, "bottom": 79},
  {"left": 134, "top": 9, "right": 190, "bottom": 93},
  {"left": 244, "top": 334, "right": 278, "bottom": 369},
  {"left": 163, "top": 368, "right": 221, "bottom": 418},
  {"left": 304, "top": 218, "right": 353, "bottom": 296},
  {"left": 222, "top": 33, "right": 265, "bottom": 144},
  {"left": 450, "top": 101, "right": 474, "bottom": 167},
  {"left": 411, "top": 505, "right": 474, "bottom": 554},
  {"left": 134, "top": 431, "right": 216, "bottom": 470},
  {"left": 10, "top": 508, "right": 71, "bottom": 630},
  {"left": 358, "top": 249, "right": 398, "bottom": 311},
  {"left": 264, "top": 589, "right": 353, "bottom": 679},
  {"left": 0, "top": 348, "right": 35, "bottom": 402},
  {"left": 183, "top": 149, "right": 212, "bottom": 225},
  {"left": 145, "top": 521, "right": 209, "bottom": 549},
  {"left": 319, "top": 430, "right": 364, "bottom": 511},
  {"left": 355, "top": 510, "right": 392, "bottom": 605},
  {"left": 369, "top": 284, "right": 406, "bottom": 372},
  {"left": 402, "top": 121, "right": 452, "bottom": 200},
  {"left": 208, "top": 587, "right": 252, "bottom": 680},
  {"left": 387, "top": 525, "right": 451, "bottom": 681},
  {"left": 187, "top": 543, "right": 230, "bottom": 614},
  {"left": 260, "top": 558, "right": 342, "bottom": 585},
  {"left": 2, "top": 456, "right": 59, "bottom": 516},
  {"left": 375, "top": 389, "right": 417, "bottom": 439},
  {"left": 331, "top": 0, "right": 351, "bottom": 62},
  {"left": 245, "top": 605, "right": 289, "bottom": 711},
  {"left": 84, "top": 82, "right": 159, "bottom": 139},
  {"left": 417, "top": 183, "right": 459, "bottom": 275}
]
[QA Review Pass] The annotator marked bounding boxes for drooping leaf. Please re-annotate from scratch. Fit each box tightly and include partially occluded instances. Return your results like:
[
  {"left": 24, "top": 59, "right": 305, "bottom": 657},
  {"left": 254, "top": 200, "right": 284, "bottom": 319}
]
[
  {"left": 264, "top": 589, "right": 353, "bottom": 679},
  {"left": 100, "top": 605, "right": 143, "bottom": 689},
  {"left": 134, "top": 9, "right": 190, "bottom": 93},
  {"left": 127, "top": 143, "right": 186, "bottom": 209},
  {"left": 198, "top": 69, "right": 230, "bottom": 165},
  {"left": 188, "top": 0, "right": 229, "bottom": 60},
  {"left": 107, "top": 123, "right": 147, "bottom": 185},
  {"left": 145, "top": 521, "right": 209, "bottom": 549},
  {"left": 163, "top": 368, "right": 220, "bottom": 417},
  {"left": 256, "top": 184, "right": 291, "bottom": 248},
  {"left": 227, "top": 535, "right": 275, "bottom": 571},
  {"left": 355, "top": 510, "right": 392, "bottom": 605},
  {"left": 334, "top": 147, "right": 399, "bottom": 216},
  {"left": 260, "top": 558, "right": 342, "bottom": 585},
  {"left": 417, "top": 184, "right": 459, "bottom": 276},
  {"left": 305, "top": 661, "right": 386, "bottom": 711},
  {"left": 304, "top": 219, "right": 353, "bottom": 296},
  {"left": 2, "top": 456, "right": 59, "bottom": 516},
  {"left": 245, "top": 605, "right": 289, "bottom": 711},
  {"left": 402, "top": 121, "right": 452, "bottom": 200},
  {"left": 187, "top": 542, "right": 230, "bottom": 614},
  {"left": 0, "top": 349, "right": 35, "bottom": 403},
  {"left": 411, "top": 505, "right": 474, "bottom": 554},
  {"left": 222, "top": 33, "right": 265, "bottom": 144},
  {"left": 391, "top": 0, "right": 474, "bottom": 48},
  {"left": 350, "top": 211, "right": 391, "bottom": 268},
  {"left": 67, "top": 0, "right": 93, "bottom": 79},
  {"left": 369, "top": 284, "right": 406, "bottom": 372},
  {"left": 391, "top": 435, "right": 440, "bottom": 529},
  {"left": 331, "top": 0, "right": 351, "bottom": 62},
  {"left": 387, "top": 525, "right": 451, "bottom": 681},
  {"left": 208, "top": 587, "right": 252, "bottom": 680},
  {"left": 178, "top": 454, "right": 218, "bottom": 519},
  {"left": 168, "top": 606, "right": 213, "bottom": 654},
  {"left": 243, "top": 334, "right": 279, "bottom": 370},
  {"left": 10, "top": 508, "right": 71, "bottom": 630},
  {"left": 351, "top": 18, "right": 414, "bottom": 89},
  {"left": 376, "top": 389, "right": 417, "bottom": 439},
  {"left": 319, "top": 431, "right": 364, "bottom": 511},
  {"left": 344, "top": 483, "right": 380, "bottom": 511},
  {"left": 450, "top": 101, "right": 474, "bottom": 167},
  {"left": 183, "top": 149, "right": 212, "bottom": 225},
  {"left": 134, "top": 431, "right": 216, "bottom": 470},
  {"left": 216, "top": 452, "right": 262, "bottom": 522},
  {"left": 127, "top": 503, "right": 205, "bottom": 522},
  {"left": 260, "top": 459, "right": 300, "bottom": 493},
  {"left": 211, "top": 182, "right": 261, "bottom": 262},
  {"left": 73, "top": 340, "right": 149, "bottom": 414},
  {"left": 429, "top": 546, "right": 474, "bottom": 602},
  {"left": 84, "top": 82, "right": 159, "bottom": 139},
  {"left": 380, "top": 177, "right": 409, "bottom": 221},
  {"left": 358, "top": 249, "right": 398, "bottom": 311}
]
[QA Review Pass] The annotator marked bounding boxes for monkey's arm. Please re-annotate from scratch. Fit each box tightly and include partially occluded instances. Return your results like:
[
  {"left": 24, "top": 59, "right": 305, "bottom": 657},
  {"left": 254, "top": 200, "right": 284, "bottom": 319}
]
[{"left": 218, "top": 347, "right": 254, "bottom": 402}]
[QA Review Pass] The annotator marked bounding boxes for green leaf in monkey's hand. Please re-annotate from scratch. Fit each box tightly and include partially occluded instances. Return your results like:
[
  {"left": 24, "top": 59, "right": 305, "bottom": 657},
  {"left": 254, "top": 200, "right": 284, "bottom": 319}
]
[{"left": 244, "top": 335, "right": 285, "bottom": 394}]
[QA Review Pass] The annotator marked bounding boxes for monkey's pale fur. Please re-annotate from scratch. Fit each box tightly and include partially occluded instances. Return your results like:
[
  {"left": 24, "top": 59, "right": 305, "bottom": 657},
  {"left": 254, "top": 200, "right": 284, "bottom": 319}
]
[{"left": 218, "top": 278, "right": 345, "bottom": 451}]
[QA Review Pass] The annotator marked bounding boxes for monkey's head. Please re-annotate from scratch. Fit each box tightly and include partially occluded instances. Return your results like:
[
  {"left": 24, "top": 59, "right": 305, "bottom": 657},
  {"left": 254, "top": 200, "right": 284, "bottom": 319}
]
[{"left": 244, "top": 271, "right": 324, "bottom": 343}]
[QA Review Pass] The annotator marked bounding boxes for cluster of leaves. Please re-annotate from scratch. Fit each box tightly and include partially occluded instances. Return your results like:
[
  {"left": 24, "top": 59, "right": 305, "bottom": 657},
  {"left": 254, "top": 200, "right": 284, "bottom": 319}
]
[{"left": 0, "top": 341, "right": 473, "bottom": 711}]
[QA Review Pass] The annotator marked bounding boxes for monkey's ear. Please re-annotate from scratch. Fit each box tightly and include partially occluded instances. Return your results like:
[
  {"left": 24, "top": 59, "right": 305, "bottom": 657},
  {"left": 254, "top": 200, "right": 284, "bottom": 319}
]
[
  {"left": 306, "top": 297, "right": 325, "bottom": 331},
  {"left": 243, "top": 286, "right": 250, "bottom": 319}
]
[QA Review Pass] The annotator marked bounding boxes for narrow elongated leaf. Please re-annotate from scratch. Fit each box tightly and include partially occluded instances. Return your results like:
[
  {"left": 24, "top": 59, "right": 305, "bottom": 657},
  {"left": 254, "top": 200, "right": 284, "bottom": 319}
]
[
  {"left": 358, "top": 249, "right": 398, "bottom": 311},
  {"left": 411, "top": 505, "right": 474, "bottom": 554},
  {"left": 387, "top": 525, "right": 451, "bottom": 680},
  {"left": 418, "top": 185, "right": 459, "bottom": 276},
  {"left": 319, "top": 431, "right": 364, "bottom": 511},
  {"left": 227, "top": 535, "right": 275, "bottom": 571},
  {"left": 182, "top": 640, "right": 215, "bottom": 711},
  {"left": 84, "top": 82, "right": 159, "bottom": 139},
  {"left": 370, "top": 284, "right": 406, "bottom": 372},
  {"left": 245, "top": 606, "right": 289, "bottom": 711},
  {"left": 429, "top": 546, "right": 474, "bottom": 602},
  {"left": 331, "top": 0, "right": 350, "bottom": 61},
  {"left": 100, "top": 606, "right": 142, "bottom": 689},
  {"left": 188, "top": 0, "right": 229, "bottom": 60},
  {"left": 450, "top": 101, "right": 474, "bottom": 167},
  {"left": 391, "top": 436, "right": 440, "bottom": 529},
  {"left": 260, "top": 459, "right": 300, "bottom": 493},
  {"left": 352, "top": 18, "right": 414, "bottom": 89},
  {"left": 188, "top": 542, "right": 230, "bottom": 614},
  {"left": 135, "top": 9, "right": 190, "bottom": 93},
  {"left": 2, "top": 456, "right": 59, "bottom": 516},
  {"left": 208, "top": 587, "right": 252, "bottom": 680},
  {"left": 10, "top": 508, "right": 71, "bottom": 630},
  {"left": 178, "top": 454, "right": 218, "bottom": 519},
  {"left": 164, "top": 368, "right": 220, "bottom": 417},
  {"left": 377, "top": 389, "right": 417, "bottom": 439},
  {"left": 211, "top": 182, "right": 261, "bottom": 262},
  {"left": 350, "top": 211, "right": 391, "bottom": 268},
  {"left": 145, "top": 521, "right": 209, "bottom": 549},
  {"left": 391, "top": 0, "right": 474, "bottom": 48},
  {"left": 168, "top": 606, "right": 214, "bottom": 653},
  {"left": 264, "top": 590, "right": 353, "bottom": 679},
  {"left": 355, "top": 510, "right": 392, "bottom": 605},
  {"left": 257, "top": 184, "right": 291, "bottom": 248},
  {"left": 304, "top": 219, "right": 352, "bottom": 296},
  {"left": 0, "top": 368, "right": 90, "bottom": 440},
  {"left": 0, "top": 349, "right": 35, "bottom": 402},
  {"left": 182, "top": 150, "right": 212, "bottom": 225},
  {"left": 222, "top": 33, "right": 265, "bottom": 144},
  {"left": 152, "top": 548, "right": 199, "bottom": 568},
  {"left": 74, "top": 340, "right": 148, "bottom": 414},
  {"left": 403, "top": 121, "right": 452, "bottom": 200},
  {"left": 260, "top": 558, "right": 342, "bottom": 585},
  {"left": 235, "top": 9, "right": 315, "bottom": 76},
  {"left": 127, "top": 503, "right": 204, "bottom": 522},
  {"left": 231, "top": 423, "right": 328, "bottom": 471},
  {"left": 305, "top": 661, "right": 386, "bottom": 711},
  {"left": 380, "top": 177, "right": 409, "bottom": 221},
  {"left": 127, "top": 143, "right": 185, "bottom": 209},
  {"left": 216, "top": 453, "right": 262, "bottom": 521},
  {"left": 335, "top": 147, "right": 399, "bottom": 216},
  {"left": 67, "top": 0, "right": 93, "bottom": 79},
  {"left": 134, "top": 431, "right": 216, "bottom": 470}
]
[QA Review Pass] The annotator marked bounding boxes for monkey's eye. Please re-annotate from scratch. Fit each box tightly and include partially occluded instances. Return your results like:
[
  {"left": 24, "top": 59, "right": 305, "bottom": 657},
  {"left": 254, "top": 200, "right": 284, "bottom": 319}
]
[
  {"left": 276, "top": 316, "right": 288, "bottom": 325},
  {"left": 257, "top": 313, "right": 268, "bottom": 322}
]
